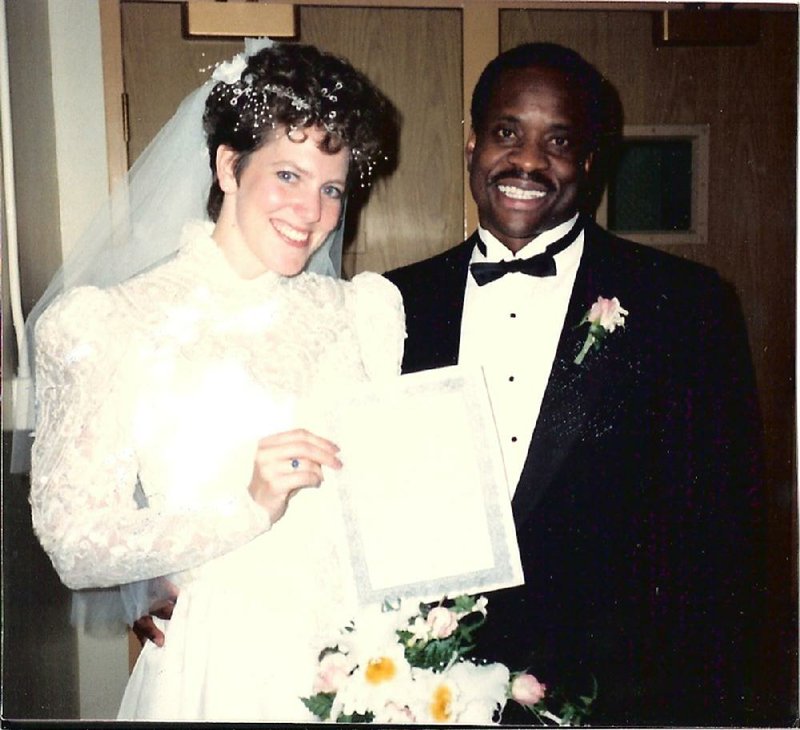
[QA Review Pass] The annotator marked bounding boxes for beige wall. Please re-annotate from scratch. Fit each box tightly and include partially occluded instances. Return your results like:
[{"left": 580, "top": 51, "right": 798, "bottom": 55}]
[
  {"left": 4, "top": 0, "right": 110, "bottom": 333},
  {"left": 6, "top": 0, "right": 61, "bottom": 315},
  {"left": 3, "top": 0, "right": 128, "bottom": 719},
  {"left": 3, "top": 0, "right": 61, "bottom": 432},
  {"left": 2, "top": 121, "right": 14, "bottom": 420},
  {"left": 3, "top": 0, "right": 100, "bottom": 426}
]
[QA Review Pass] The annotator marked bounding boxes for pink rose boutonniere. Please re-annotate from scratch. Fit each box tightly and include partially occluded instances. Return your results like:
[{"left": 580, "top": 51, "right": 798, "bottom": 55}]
[{"left": 574, "top": 296, "right": 629, "bottom": 365}]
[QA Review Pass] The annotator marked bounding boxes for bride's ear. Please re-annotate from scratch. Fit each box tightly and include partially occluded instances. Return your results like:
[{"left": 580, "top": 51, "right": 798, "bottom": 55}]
[{"left": 215, "top": 145, "right": 239, "bottom": 194}]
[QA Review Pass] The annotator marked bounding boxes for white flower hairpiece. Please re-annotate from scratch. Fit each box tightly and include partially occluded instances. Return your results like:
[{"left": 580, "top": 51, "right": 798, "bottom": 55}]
[
  {"left": 212, "top": 53, "right": 247, "bottom": 85},
  {"left": 211, "top": 37, "right": 274, "bottom": 84},
  {"left": 207, "top": 38, "right": 387, "bottom": 188}
]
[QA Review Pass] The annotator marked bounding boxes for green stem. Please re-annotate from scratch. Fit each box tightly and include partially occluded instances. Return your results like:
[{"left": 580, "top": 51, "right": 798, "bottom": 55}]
[{"left": 574, "top": 334, "right": 595, "bottom": 365}]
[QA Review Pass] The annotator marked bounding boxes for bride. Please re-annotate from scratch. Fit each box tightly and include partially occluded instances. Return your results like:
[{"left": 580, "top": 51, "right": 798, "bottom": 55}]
[{"left": 29, "top": 40, "right": 404, "bottom": 721}]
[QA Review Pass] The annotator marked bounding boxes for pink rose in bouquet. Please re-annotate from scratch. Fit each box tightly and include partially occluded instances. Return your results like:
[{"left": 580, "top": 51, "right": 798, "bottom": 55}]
[
  {"left": 313, "top": 652, "right": 354, "bottom": 694},
  {"left": 511, "top": 673, "right": 547, "bottom": 706},
  {"left": 426, "top": 606, "right": 459, "bottom": 639}
]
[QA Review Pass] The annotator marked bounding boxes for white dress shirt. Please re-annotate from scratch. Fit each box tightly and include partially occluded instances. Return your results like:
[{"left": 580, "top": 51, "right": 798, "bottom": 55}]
[{"left": 458, "top": 214, "right": 584, "bottom": 496}]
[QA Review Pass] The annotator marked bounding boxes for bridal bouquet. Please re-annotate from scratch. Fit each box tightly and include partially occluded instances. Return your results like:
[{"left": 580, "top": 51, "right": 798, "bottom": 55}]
[{"left": 302, "top": 595, "right": 595, "bottom": 725}]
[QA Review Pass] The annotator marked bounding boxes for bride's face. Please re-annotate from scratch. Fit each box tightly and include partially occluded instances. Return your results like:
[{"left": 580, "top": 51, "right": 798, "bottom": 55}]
[{"left": 213, "top": 127, "right": 349, "bottom": 278}]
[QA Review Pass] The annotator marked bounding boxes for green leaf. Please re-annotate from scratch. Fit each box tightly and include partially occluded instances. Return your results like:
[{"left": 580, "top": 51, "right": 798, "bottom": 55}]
[
  {"left": 588, "top": 322, "right": 608, "bottom": 340},
  {"left": 336, "top": 711, "right": 374, "bottom": 723},
  {"left": 300, "top": 692, "right": 335, "bottom": 720},
  {"left": 317, "top": 645, "right": 342, "bottom": 661},
  {"left": 452, "top": 595, "right": 476, "bottom": 613},
  {"left": 574, "top": 311, "right": 591, "bottom": 329},
  {"left": 396, "top": 629, "right": 414, "bottom": 644}
]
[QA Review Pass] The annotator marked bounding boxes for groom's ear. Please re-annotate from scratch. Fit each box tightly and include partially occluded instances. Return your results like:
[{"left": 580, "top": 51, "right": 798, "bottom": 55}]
[
  {"left": 465, "top": 128, "right": 477, "bottom": 172},
  {"left": 216, "top": 145, "right": 240, "bottom": 194}
]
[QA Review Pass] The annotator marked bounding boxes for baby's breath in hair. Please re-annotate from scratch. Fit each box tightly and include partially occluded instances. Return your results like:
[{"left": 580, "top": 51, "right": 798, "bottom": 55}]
[{"left": 203, "top": 43, "right": 397, "bottom": 221}]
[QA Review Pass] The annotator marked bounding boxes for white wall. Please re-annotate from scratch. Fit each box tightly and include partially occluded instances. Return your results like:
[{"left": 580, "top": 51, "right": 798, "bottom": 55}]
[
  {"left": 46, "top": 0, "right": 110, "bottom": 258},
  {"left": 3, "top": 0, "right": 129, "bottom": 718}
]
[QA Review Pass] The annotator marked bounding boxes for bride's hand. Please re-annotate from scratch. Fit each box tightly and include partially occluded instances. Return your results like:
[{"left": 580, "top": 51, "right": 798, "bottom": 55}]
[{"left": 248, "top": 428, "right": 342, "bottom": 523}]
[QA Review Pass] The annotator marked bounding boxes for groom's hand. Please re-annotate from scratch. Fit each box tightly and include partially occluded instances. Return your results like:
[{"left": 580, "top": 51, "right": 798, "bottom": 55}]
[
  {"left": 131, "top": 598, "right": 175, "bottom": 647},
  {"left": 131, "top": 579, "right": 179, "bottom": 647},
  {"left": 248, "top": 429, "right": 342, "bottom": 523}
]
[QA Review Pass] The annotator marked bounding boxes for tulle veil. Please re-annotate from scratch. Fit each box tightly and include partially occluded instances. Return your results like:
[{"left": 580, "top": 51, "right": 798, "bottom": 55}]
[{"left": 11, "top": 37, "right": 345, "bottom": 632}]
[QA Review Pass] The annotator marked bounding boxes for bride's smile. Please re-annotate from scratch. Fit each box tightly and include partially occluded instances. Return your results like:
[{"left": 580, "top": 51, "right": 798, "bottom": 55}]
[{"left": 213, "top": 127, "right": 349, "bottom": 279}]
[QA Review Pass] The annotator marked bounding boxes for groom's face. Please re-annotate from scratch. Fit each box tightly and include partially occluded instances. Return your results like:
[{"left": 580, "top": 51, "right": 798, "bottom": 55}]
[{"left": 466, "top": 66, "right": 593, "bottom": 253}]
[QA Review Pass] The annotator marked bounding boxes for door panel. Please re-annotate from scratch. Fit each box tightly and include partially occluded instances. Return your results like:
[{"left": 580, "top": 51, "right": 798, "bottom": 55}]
[
  {"left": 502, "top": 8, "right": 797, "bottom": 715},
  {"left": 121, "top": 2, "right": 463, "bottom": 277},
  {"left": 122, "top": 3, "right": 240, "bottom": 164},
  {"left": 297, "top": 6, "right": 463, "bottom": 275}
]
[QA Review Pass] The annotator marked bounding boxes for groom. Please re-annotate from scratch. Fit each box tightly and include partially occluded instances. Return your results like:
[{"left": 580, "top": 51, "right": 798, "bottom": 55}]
[{"left": 384, "top": 43, "right": 764, "bottom": 726}]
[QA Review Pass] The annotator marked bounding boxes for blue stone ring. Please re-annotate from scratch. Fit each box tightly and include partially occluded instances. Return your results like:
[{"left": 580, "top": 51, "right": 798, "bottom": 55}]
[{"left": 290, "top": 458, "right": 300, "bottom": 470}]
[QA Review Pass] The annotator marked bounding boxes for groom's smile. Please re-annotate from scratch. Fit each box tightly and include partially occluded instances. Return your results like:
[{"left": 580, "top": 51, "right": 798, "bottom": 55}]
[{"left": 466, "top": 65, "right": 593, "bottom": 254}]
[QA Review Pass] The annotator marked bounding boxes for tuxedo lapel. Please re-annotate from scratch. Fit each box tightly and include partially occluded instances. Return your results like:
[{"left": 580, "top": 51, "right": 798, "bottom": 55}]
[
  {"left": 390, "top": 234, "right": 476, "bottom": 373},
  {"left": 512, "top": 227, "right": 630, "bottom": 525},
  {"left": 391, "top": 227, "right": 636, "bottom": 526},
  {"left": 425, "top": 241, "right": 471, "bottom": 367}
]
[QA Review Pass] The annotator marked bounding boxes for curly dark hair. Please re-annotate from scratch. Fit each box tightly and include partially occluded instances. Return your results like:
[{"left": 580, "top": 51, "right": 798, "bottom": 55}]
[
  {"left": 204, "top": 43, "right": 397, "bottom": 221},
  {"left": 470, "top": 43, "right": 618, "bottom": 157}
]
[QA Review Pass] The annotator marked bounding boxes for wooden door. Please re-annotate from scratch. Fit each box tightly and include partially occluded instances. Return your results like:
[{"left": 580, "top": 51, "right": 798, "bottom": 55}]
[
  {"left": 500, "top": 8, "right": 797, "bottom": 716},
  {"left": 120, "top": 1, "right": 464, "bottom": 277}
]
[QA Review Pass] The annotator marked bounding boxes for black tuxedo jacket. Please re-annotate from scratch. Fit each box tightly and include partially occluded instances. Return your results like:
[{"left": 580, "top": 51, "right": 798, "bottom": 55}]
[{"left": 385, "top": 220, "right": 765, "bottom": 726}]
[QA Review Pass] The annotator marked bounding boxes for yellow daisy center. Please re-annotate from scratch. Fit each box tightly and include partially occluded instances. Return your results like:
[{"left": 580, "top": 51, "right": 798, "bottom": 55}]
[
  {"left": 430, "top": 683, "right": 453, "bottom": 722},
  {"left": 365, "top": 656, "right": 396, "bottom": 684}
]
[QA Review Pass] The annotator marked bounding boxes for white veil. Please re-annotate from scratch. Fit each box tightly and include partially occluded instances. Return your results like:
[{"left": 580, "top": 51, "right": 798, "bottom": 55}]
[
  {"left": 11, "top": 37, "right": 345, "bottom": 631},
  {"left": 10, "top": 37, "right": 342, "bottom": 471}
]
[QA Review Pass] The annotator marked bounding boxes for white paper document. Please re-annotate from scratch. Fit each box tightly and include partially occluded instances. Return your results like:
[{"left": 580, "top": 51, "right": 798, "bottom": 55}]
[{"left": 324, "top": 366, "right": 524, "bottom": 606}]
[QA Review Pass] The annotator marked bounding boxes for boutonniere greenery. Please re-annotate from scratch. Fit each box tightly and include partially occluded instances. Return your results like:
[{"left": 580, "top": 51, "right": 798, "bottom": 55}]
[{"left": 574, "top": 296, "right": 629, "bottom": 365}]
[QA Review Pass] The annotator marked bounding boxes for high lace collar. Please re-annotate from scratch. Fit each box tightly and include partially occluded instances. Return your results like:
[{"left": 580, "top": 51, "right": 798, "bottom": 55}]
[{"left": 178, "top": 220, "right": 287, "bottom": 295}]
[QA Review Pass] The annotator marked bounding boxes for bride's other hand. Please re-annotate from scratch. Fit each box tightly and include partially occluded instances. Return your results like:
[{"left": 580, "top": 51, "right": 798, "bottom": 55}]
[{"left": 248, "top": 428, "right": 342, "bottom": 523}]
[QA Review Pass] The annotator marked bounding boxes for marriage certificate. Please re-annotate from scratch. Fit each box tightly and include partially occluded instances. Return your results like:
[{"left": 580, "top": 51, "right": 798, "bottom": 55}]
[{"left": 322, "top": 365, "right": 524, "bottom": 606}]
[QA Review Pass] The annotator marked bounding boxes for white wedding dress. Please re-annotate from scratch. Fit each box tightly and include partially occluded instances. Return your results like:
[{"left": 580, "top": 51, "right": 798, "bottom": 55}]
[{"left": 30, "top": 221, "right": 406, "bottom": 721}]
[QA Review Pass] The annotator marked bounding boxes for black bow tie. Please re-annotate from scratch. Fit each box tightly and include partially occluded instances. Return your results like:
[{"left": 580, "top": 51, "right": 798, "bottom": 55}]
[{"left": 469, "top": 216, "right": 584, "bottom": 286}]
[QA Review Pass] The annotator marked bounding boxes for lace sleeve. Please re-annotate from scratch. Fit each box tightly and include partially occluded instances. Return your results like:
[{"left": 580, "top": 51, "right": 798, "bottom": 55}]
[
  {"left": 30, "top": 288, "right": 271, "bottom": 590},
  {"left": 349, "top": 272, "right": 406, "bottom": 380}
]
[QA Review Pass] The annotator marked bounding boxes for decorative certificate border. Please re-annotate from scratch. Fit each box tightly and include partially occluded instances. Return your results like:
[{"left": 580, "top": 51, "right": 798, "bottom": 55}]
[{"left": 327, "top": 365, "right": 524, "bottom": 606}]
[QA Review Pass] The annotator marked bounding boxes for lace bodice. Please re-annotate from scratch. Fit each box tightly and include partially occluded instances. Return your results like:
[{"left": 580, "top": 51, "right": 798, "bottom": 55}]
[{"left": 30, "top": 221, "right": 405, "bottom": 590}]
